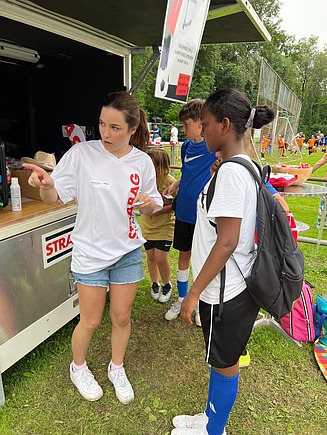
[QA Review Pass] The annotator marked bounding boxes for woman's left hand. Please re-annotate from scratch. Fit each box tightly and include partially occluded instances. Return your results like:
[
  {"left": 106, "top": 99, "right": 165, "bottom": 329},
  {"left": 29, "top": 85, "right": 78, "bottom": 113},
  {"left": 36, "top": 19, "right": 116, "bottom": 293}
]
[{"left": 180, "top": 291, "right": 199, "bottom": 325}]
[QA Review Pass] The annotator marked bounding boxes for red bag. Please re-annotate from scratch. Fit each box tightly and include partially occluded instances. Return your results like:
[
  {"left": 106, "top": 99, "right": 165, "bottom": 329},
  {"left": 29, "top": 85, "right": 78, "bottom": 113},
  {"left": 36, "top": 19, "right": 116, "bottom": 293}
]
[{"left": 280, "top": 280, "right": 315, "bottom": 342}]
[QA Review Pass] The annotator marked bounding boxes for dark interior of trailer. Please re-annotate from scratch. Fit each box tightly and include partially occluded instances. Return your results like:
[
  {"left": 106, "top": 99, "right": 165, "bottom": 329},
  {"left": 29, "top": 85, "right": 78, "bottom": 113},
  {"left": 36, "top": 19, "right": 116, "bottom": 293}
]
[{"left": 0, "top": 18, "right": 124, "bottom": 160}]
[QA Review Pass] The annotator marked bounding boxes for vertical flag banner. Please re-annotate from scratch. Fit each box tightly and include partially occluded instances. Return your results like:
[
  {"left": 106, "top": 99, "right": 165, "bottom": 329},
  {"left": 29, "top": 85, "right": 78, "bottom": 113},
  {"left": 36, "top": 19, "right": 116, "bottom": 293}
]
[{"left": 155, "top": 0, "right": 210, "bottom": 103}]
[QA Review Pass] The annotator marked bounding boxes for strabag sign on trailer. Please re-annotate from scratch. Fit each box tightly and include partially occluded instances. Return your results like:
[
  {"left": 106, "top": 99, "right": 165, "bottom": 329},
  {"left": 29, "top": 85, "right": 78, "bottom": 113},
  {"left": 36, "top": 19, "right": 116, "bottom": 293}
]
[
  {"left": 155, "top": 0, "right": 210, "bottom": 103},
  {"left": 41, "top": 223, "right": 74, "bottom": 269}
]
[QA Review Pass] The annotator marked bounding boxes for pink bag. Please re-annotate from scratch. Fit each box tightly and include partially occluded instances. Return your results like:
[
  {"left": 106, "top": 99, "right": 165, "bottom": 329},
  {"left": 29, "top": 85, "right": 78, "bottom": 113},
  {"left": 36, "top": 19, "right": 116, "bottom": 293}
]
[{"left": 280, "top": 280, "right": 315, "bottom": 342}]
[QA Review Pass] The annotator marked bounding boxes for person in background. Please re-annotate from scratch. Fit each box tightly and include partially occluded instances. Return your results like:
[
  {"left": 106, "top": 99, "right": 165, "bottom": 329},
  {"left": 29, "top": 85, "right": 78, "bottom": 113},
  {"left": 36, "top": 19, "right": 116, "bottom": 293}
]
[
  {"left": 151, "top": 123, "right": 161, "bottom": 145},
  {"left": 170, "top": 123, "right": 179, "bottom": 144},
  {"left": 277, "top": 134, "right": 285, "bottom": 157},
  {"left": 151, "top": 123, "right": 160, "bottom": 138},
  {"left": 23, "top": 91, "right": 162, "bottom": 404},
  {"left": 298, "top": 132, "right": 305, "bottom": 153},
  {"left": 307, "top": 135, "right": 316, "bottom": 155},
  {"left": 141, "top": 148, "right": 176, "bottom": 303},
  {"left": 261, "top": 134, "right": 270, "bottom": 159},
  {"left": 323, "top": 133, "right": 327, "bottom": 152},
  {"left": 163, "top": 99, "right": 217, "bottom": 326},
  {"left": 171, "top": 88, "right": 275, "bottom": 435},
  {"left": 312, "top": 153, "right": 327, "bottom": 229}
]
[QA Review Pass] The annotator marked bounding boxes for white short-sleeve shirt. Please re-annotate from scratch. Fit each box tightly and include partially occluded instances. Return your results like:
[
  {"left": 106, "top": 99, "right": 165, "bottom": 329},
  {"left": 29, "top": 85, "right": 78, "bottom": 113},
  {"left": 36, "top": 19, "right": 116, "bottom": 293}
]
[
  {"left": 191, "top": 154, "right": 258, "bottom": 305},
  {"left": 51, "top": 140, "right": 163, "bottom": 273}
]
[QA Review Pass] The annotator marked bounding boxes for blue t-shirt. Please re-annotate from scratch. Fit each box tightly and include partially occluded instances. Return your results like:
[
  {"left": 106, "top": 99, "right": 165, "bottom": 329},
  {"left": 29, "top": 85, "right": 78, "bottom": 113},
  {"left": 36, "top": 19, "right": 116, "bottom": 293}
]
[
  {"left": 175, "top": 139, "right": 216, "bottom": 224},
  {"left": 266, "top": 181, "right": 277, "bottom": 195}
]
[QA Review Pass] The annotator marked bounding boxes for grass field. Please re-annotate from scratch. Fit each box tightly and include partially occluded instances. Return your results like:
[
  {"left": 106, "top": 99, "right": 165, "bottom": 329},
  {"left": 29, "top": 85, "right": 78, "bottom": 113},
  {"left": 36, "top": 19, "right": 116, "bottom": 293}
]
[{"left": 0, "top": 149, "right": 326, "bottom": 435}]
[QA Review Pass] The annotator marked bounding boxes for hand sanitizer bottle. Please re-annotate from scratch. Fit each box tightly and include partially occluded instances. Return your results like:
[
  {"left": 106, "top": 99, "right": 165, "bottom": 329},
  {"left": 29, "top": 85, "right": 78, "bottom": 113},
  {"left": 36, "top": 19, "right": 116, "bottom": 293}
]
[{"left": 10, "top": 177, "right": 22, "bottom": 211}]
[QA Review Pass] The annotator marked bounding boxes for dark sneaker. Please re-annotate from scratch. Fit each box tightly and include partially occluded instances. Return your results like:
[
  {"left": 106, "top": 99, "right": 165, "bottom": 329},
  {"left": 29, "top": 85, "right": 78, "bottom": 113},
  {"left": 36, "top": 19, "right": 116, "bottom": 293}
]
[
  {"left": 151, "top": 282, "right": 160, "bottom": 300},
  {"left": 159, "top": 282, "right": 172, "bottom": 303}
]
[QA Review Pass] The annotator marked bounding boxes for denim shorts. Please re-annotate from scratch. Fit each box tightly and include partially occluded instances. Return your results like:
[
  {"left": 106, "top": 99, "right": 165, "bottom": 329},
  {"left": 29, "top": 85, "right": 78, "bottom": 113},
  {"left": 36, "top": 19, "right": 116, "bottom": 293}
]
[{"left": 72, "top": 247, "right": 144, "bottom": 287}]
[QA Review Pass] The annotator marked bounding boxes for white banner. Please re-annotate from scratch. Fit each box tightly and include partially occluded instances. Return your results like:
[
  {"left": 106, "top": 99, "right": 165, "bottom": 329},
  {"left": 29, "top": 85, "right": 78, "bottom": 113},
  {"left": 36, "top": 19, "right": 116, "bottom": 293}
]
[{"left": 155, "top": 0, "right": 210, "bottom": 103}]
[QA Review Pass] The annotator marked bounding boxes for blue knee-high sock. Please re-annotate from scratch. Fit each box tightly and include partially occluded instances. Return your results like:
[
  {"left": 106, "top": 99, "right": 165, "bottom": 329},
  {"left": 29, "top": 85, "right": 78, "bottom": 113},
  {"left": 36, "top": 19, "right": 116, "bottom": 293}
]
[
  {"left": 205, "top": 367, "right": 214, "bottom": 417},
  {"left": 177, "top": 268, "right": 189, "bottom": 298},
  {"left": 206, "top": 368, "right": 239, "bottom": 435}
]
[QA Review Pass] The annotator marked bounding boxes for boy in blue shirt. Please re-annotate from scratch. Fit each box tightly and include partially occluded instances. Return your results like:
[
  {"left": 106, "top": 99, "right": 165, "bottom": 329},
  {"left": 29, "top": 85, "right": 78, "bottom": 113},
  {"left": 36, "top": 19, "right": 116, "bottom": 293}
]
[{"left": 163, "top": 99, "right": 217, "bottom": 325}]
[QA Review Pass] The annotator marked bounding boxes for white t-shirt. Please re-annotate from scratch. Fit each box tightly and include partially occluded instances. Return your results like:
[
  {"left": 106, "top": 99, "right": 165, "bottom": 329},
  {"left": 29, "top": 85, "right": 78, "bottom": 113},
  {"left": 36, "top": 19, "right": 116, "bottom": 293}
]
[
  {"left": 51, "top": 140, "right": 163, "bottom": 273},
  {"left": 170, "top": 126, "right": 178, "bottom": 142},
  {"left": 191, "top": 154, "right": 258, "bottom": 305}
]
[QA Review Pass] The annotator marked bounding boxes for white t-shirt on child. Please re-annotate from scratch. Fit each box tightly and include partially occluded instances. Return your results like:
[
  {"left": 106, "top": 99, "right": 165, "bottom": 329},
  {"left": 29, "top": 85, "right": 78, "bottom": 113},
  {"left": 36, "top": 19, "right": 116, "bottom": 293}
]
[{"left": 191, "top": 154, "right": 258, "bottom": 305}]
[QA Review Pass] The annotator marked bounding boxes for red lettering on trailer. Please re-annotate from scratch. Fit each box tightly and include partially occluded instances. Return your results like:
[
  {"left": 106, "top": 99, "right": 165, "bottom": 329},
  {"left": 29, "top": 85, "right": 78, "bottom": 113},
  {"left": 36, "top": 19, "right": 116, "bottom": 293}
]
[{"left": 45, "top": 234, "right": 73, "bottom": 257}]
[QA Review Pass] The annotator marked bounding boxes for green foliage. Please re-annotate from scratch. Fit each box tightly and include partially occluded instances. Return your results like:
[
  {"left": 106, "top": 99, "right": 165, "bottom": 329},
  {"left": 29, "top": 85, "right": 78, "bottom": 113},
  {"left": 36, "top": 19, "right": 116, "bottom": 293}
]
[{"left": 163, "top": 103, "right": 183, "bottom": 124}]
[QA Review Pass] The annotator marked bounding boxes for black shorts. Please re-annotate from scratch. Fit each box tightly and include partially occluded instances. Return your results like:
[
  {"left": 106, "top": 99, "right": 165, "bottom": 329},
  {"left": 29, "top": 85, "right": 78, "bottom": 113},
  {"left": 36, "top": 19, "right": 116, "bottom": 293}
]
[
  {"left": 144, "top": 240, "right": 172, "bottom": 252},
  {"left": 200, "top": 289, "right": 259, "bottom": 369},
  {"left": 173, "top": 220, "right": 195, "bottom": 252}
]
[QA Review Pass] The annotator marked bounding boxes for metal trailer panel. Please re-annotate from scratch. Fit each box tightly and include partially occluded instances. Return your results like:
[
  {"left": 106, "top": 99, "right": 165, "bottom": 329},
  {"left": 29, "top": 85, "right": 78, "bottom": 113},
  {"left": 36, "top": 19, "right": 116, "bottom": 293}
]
[{"left": 0, "top": 214, "right": 79, "bottom": 404}]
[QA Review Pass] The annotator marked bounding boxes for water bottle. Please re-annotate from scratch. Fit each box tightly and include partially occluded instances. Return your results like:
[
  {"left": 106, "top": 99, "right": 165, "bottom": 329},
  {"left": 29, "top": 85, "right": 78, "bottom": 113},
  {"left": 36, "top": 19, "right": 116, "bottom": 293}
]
[{"left": 10, "top": 177, "right": 22, "bottom": 211}]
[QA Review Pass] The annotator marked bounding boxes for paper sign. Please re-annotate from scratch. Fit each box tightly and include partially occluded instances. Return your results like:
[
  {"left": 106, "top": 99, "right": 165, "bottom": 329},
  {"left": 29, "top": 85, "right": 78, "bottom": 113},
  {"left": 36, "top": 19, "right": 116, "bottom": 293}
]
[{"left": 155, "top": 0, "right": 210, "bottom": 103}]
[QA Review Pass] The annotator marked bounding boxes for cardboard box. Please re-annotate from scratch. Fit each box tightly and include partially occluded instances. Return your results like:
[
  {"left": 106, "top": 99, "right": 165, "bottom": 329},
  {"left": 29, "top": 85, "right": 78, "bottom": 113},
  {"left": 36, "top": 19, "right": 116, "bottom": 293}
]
[{"left": 11, "top": 169, "right": 44, "bottom": 201}]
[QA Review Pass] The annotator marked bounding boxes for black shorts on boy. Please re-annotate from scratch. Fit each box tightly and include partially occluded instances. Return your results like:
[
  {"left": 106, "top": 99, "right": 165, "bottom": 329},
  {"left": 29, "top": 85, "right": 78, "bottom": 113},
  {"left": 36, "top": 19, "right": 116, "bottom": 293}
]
[{"left": 173, "top": 219, "right": 195, "bottom": 252}]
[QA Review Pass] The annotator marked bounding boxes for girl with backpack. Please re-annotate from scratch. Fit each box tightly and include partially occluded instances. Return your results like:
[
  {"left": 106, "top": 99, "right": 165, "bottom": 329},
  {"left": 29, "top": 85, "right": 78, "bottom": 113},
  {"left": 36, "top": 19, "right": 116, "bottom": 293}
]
[{"left": 171, "top": 89, "right": 275, "bottom": 435}]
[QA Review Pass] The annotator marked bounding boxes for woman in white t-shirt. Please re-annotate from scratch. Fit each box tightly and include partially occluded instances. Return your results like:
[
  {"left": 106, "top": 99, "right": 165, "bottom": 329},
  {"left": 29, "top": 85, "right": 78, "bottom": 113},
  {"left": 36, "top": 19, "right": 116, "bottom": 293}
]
[
  {"left": 23, "top": 92, "right": 162, "bottom": 405},
  {"left": 171, "top": 89, "right": 275, "bottom": 435}
]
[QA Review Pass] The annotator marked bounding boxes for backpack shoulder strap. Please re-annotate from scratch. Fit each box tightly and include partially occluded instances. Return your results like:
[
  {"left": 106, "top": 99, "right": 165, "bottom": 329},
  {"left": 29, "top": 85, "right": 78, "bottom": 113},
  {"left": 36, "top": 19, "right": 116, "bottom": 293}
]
[
  {"left": 206, "top": 157, "right": 268, "bottom": 213},
  {"left": 205, "top": 157, "right": 264, "bottom": 321},
  {"left": 227, "top": 157, "right": 267, "bottom": 187}
]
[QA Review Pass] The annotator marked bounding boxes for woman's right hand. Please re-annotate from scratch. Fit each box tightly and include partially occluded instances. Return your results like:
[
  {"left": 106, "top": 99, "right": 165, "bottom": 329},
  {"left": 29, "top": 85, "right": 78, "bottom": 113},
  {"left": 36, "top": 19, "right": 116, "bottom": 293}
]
[{"left": 22, "top": 163, "right": 54, "bottom": 190}]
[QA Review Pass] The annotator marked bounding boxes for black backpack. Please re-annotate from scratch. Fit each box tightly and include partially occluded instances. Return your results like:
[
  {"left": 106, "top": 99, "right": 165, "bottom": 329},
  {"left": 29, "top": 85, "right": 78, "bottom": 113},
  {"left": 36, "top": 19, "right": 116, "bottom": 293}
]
[{"left": 206, "top": 157, "right": 304, "bottom": 320}]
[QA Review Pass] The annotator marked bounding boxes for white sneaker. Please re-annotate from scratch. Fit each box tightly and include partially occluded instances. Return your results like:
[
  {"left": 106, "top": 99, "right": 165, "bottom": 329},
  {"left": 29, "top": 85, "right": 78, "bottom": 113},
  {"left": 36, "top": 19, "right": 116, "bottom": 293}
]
[
  {"left": 159, "top": 282, "right": 172, "bottom": 303},
  {"left": 194, "top": 306, "right": 201, "bottom": 327},
  {"left": 165, "top": 300, "right": 182, "bottom": 321},
  {"left": 108, "top": 365, "right": 134, "bottom": 404},
  {"left": 172, "top": 412, "right": 208, "bottom": 428},
  {"left": 171, "top": 429, "right": 208, "bottom": 435},
  {"left": 70, "top": 363, "right": 103, "bottom": 401},
  {"left": 171, "top": 428, "right": 226, "bottom": 435}
]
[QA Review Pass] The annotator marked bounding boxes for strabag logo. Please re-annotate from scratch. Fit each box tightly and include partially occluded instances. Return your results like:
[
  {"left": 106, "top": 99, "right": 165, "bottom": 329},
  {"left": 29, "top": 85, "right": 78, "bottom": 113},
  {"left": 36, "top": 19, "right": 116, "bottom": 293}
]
[
  {"left": 126, "top": 173, "right": 140, "bottom": 239},
  {"left": 41, "top": 224, "right": 74, "bottom": 269}
]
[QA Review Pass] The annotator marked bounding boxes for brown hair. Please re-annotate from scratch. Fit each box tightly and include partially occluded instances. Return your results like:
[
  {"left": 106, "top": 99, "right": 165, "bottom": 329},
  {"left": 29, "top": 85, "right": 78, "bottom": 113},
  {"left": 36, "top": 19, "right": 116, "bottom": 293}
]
[
  {"left": 103, "top": 92, "right": 149, "bottom": 151},
  {"left": 178, "top": 98, "right": 204, "bottom": 122},
  {"left": 146, "top": 148, "right": 170, "bottom": 188}
]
